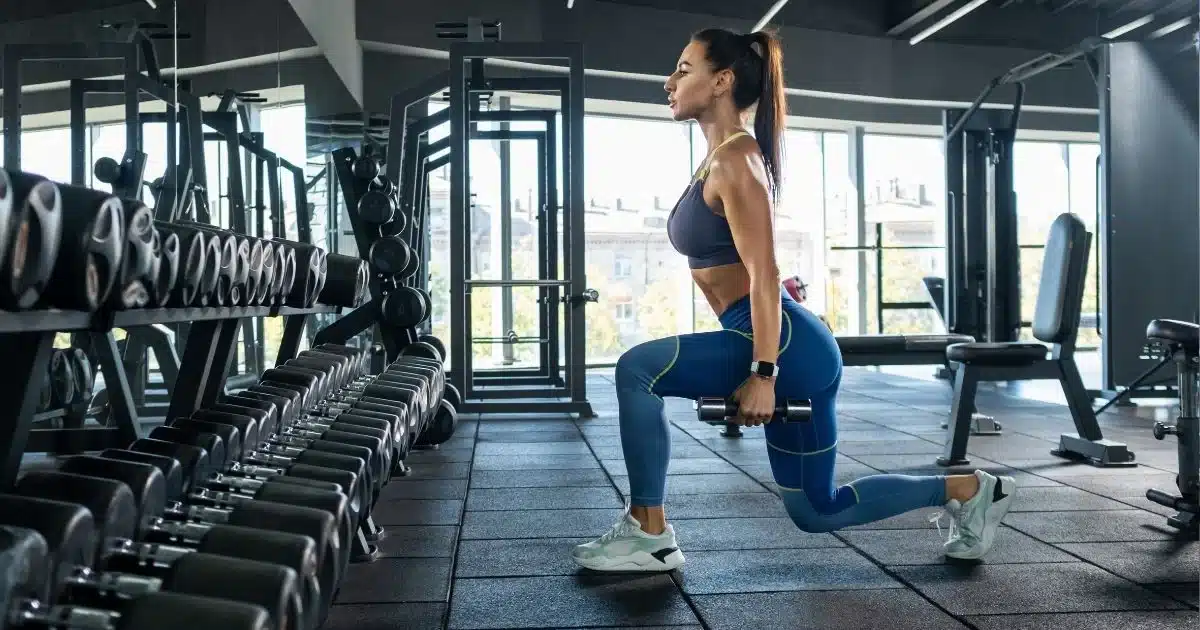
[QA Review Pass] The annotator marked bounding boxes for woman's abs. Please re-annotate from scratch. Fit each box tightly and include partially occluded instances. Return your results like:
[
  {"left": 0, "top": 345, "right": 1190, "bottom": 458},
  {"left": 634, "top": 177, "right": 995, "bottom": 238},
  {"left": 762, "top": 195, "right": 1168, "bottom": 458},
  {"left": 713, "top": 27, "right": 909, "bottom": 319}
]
[{"left": 693, "top": 262, "right": 751, "bottom": 315}]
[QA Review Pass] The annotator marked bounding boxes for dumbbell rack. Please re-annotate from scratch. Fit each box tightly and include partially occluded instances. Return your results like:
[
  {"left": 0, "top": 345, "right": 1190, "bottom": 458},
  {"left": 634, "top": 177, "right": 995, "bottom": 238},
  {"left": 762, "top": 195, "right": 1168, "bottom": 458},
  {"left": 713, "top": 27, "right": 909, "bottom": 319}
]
[{"left": 0, "top": 304, "right": 339, "bottom": 489}]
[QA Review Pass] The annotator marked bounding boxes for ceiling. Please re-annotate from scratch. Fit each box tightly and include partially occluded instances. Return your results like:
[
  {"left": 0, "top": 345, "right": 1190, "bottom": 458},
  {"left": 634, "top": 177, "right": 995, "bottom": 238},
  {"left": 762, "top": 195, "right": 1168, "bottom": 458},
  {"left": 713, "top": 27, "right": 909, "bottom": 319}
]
[{"left": 592, "top": 0, "right": 1199, "bottom": 49}]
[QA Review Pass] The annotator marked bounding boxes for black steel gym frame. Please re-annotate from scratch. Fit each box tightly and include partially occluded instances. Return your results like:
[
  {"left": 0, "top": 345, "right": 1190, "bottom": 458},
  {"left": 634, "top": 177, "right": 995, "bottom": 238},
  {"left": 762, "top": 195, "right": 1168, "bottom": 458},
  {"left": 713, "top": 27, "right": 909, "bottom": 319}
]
[
  {"left": 0, "top": 37, "right": 339, "bottom": 487},
  {"left": 448, "top": 41, "right": 594, "bottom": 416}
]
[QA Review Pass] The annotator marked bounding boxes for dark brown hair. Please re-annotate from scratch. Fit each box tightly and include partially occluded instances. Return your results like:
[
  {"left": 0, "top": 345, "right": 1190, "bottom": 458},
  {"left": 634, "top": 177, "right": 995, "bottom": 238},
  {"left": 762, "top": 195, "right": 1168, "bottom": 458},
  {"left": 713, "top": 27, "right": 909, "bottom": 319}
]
[{"left": 691, "top": 27, "right": 787, "bottom": 201}]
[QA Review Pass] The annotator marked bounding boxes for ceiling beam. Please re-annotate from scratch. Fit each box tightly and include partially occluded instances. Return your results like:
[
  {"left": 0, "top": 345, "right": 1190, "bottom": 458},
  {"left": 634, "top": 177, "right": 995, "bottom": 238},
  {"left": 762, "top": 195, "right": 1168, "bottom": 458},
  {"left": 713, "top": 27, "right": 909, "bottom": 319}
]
[
  {"left": 887, "top": 0, "right": 960, "bottom": 36},
  {"left": 752, "top": 0, "right": 790, "bottom": 31}
]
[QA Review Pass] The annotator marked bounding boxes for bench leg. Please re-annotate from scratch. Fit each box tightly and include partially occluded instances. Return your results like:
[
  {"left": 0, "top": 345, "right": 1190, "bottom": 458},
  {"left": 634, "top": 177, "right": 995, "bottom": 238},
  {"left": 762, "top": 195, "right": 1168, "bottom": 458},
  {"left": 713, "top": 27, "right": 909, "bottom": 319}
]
[
  {"left": 1052, "top": 358, "right": 1137, "bottom": 467},
  {"left": 938, "top": 364, "right": 977, "bottom": 467}
]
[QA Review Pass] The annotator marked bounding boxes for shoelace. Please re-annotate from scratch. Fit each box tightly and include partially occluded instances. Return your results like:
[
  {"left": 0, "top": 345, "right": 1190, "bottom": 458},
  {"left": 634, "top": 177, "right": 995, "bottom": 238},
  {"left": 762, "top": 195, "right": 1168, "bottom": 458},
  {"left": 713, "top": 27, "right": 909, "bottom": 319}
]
[
  {"left": 929, "top": 509, "right": 959, "bottom": 544},
  {"left": 598, "top": 518, "right": 634, "bottom": 544}
]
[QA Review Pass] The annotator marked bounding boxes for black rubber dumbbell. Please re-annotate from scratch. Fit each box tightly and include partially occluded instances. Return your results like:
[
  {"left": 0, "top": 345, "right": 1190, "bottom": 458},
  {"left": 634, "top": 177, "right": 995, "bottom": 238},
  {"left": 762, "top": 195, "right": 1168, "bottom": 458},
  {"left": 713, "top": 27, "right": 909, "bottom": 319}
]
[
  {"left": 2, "top": 485, "right": 300, "bottom": 630},
  {"left": 9, "top": 590, "right": 273, "bottom": 630},
  {"left": 54, "top": 454, "right": 332, "bottom": 628}
]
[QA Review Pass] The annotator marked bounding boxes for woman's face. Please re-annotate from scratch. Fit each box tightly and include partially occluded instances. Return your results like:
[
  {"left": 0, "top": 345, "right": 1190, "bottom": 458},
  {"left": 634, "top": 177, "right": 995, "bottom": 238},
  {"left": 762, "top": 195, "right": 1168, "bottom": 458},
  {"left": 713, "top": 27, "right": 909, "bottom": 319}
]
[{"left": 664, "top": 40, "right": 727, "bottom": 122}]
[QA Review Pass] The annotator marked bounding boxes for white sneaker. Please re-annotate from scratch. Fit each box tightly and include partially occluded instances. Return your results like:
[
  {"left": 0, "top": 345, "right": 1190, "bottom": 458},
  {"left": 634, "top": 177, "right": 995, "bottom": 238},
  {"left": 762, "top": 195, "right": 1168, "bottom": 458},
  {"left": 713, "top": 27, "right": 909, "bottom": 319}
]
[
  {"left": 572, "top": 506, "right": 685, "bottom": 572},
  {"left": 931, "top": 470, "right": 1017, "bottom": 560}
]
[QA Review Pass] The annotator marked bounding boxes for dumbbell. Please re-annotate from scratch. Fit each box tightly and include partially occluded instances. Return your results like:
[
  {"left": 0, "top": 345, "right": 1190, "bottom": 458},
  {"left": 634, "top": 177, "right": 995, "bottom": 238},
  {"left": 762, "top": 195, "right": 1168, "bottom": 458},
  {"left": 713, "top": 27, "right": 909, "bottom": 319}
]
[
  {"left": 270, "top": 243, "right": 296, "bottom": 305},
  {"left": 185, "top": 402, "right": 385, "bottom": 512},
  {"left": 147, "top": 228, "right": 181, "bottom": 308},
  {"left": 55, "top": 455, "right": 329, "bottom": 629},
  {"left": 153, "top": 221, "right": 209, "bottom": 307},
  {"left": 94, "top": 447, "right": 343, "bottom": 600},
  {"left": 0, "top": 489, "right": 299, "bottom": 630},
  {"left": 324, "top": 375, "right": 426, "bottom": 444},
  {"left": 120, "top": 434, "right": 356, "bottom": 575},
  {"left": 274, "top": 240, "right": 324, "bottom": 308},
  {"left": 51, "top": 452, "right": 341, "bottom": 618},
  {"left": 416, "top": 335, "right": 447, "bottom": 363},
  {"left": 9, "top": 590, "right": 273, "bottom": 630},
  {"left": 257, "top": 240, "right": 277, "bottom": 305},
  {"left": 48, "top": 348, "right": 77, "bottom": 409},
  {"left": 142, "top": 421, "right": 366, "bottom": 539},
  {"left": 39, "top": 183, "right": 125, "bottom": 312},
  {"left": 694, "top": 397, "right": 813, "bottom": 425},
  {"left": 0, "top": 170, "right": 62, "bottom": 310},
  {"left": 414, "top": 399, "right": 460, "bottom": 448},
  {"left": 105, "top": 200, "right": 156, "bottom": 310},
  {"left": 246, "top": 380, "right": 388, "bottom": 499},
  {"left": 177, "top": 222, "right": 241, "bottom": 306},
  {"left": 242, "top": 236, "right": 266, "bottom": 306}
]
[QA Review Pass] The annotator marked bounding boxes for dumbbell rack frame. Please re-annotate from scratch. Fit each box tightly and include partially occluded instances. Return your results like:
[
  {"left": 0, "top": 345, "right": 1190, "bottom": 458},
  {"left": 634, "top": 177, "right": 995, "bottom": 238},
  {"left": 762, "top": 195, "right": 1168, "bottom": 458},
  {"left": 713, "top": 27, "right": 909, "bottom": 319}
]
[{"left": 0, "top": 305, "right": 339, "bottom": 489}]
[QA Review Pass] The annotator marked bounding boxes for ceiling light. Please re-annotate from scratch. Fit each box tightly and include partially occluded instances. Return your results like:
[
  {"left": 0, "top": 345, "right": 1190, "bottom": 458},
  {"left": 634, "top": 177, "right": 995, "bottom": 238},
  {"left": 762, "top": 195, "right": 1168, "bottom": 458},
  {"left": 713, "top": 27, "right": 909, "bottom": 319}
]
[
  {"left": 910, "top": 0, "right": 991, "bottom": 45},
  {"left": 1104, "top": 15, "right": 1154, "bottom": 39},
  {"left": 1149, "top": 16, "right": 1192, "bottom": 38}
]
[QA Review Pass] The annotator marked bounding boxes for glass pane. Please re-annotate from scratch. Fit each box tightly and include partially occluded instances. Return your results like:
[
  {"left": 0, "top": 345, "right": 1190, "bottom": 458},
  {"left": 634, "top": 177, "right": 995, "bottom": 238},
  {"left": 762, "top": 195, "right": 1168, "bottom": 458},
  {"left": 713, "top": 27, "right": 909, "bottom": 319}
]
[
  {"left": 261, "top": 105, "right": 308, "bottom": 241},
  {"left": 776, "top": 130, "right": 825, "bottom": 312},
  {"left": 584, "top": 115, "right": 692, "bottom": 362},
  {"left": 1013, "top": 141, "right": 1068, "bottom": 339},
  {"left": 1068, "top": 142, "right": 1102, "bottom": 348},
  {"left": 821, "top": 131, "right": 852, "bottom": 332},
  {"left": 860, "top": 134, "right": 946, "bottom": 334},
  {"left": 21, "top": 128, "right": 73, "bottom": 183}
]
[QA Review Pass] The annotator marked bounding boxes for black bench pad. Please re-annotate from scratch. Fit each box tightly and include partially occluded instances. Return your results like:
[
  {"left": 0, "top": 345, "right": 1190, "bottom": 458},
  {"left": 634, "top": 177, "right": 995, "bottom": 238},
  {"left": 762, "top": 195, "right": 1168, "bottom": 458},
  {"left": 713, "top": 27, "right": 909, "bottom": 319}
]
[
  {"left": 947, "top": 342, "right": 1048, "bottom": 366},
  {"left": 1146, "top": 319, "right": 1199, "bottom": 353}
]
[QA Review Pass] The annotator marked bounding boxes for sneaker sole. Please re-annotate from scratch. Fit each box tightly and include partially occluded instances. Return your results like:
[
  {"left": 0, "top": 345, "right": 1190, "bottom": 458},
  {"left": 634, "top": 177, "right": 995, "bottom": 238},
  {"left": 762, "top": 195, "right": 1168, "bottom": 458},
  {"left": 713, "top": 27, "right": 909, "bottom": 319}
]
[
  {"left": 572, "top": 549, "right": 686, "bottom": 572},
  {"left": 946, "top": 476, "right": 1016, "bottom": 560}
]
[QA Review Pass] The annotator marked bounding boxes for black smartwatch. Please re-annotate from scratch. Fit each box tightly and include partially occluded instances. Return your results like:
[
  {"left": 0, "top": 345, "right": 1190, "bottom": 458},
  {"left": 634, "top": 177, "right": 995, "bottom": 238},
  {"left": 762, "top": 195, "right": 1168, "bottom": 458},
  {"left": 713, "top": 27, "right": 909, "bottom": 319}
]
[{"left": 750, "top": 360, "right": 778, "bottom": 379}]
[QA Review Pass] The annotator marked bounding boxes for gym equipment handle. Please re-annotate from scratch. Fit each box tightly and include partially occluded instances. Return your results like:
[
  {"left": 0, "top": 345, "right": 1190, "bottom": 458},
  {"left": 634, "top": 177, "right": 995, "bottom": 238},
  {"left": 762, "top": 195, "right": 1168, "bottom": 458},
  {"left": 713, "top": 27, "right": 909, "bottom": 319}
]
[
  {"left": 1146, "top": 488, "right": 1199, "bottom": 512},
  {"left": 694, "top": 397, "right": 812, "bottom": 424}
]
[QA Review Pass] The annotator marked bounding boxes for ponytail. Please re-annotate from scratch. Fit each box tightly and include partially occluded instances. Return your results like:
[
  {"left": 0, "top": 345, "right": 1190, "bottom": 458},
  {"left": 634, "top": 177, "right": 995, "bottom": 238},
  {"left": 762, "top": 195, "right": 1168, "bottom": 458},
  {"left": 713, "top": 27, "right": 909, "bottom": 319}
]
[
  {"left": 751, "top": 31, "right": 786, "bottom": 203},
  {"left": 692, "top": 28, "right": 787, "bottom": 201}
]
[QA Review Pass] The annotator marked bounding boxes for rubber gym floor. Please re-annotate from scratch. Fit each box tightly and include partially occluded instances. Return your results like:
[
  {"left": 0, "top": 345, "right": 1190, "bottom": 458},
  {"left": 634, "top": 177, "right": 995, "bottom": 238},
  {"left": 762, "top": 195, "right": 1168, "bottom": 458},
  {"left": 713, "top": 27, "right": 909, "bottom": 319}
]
[{"left": 322, "top": 368, "right": 1200, "bottom": 629}]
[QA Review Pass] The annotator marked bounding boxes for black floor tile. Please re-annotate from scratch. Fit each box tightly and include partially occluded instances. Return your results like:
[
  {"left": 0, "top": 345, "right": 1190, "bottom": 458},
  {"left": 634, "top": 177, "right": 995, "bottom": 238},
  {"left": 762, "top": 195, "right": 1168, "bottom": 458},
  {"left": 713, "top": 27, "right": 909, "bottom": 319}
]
[
  {"left": 676, "top": 548, "right": 901, "bottom": 595},
  {"left": 447, "top": 574, "right": 699, "bottom": 629},
  {"left": 323, "top": 603, "right": 446, "bottom": 630},
  {"left": 658, "top": 493, "right": 787, "bottom": 519},
  {"left": 893, "top": 562, "right": 1186, "bottom": 615},
  {"left": 406, "top": 447, "right": 475, "bottom": 464},
  {"left": 375, "top": 525, "right": 458, "bottom": 558},
  {"left": 461, "top": 508, "right": 620, "bottom": 540},
  {"left": 841, "top": 526, "right": 1075, "bottom": 565},
  {"left": 691, "top": 589, "right": 969, "bottom": 629},
  {"left": 966, "top": 611, "right": 1200, "bottom": 630},
  {"left": 380, "top": 478, "right": 469, "bottom": 500},
  {"left": 1149, "top": 582, "right": 1200, "bottom": 607},
  {"left": 1009, "top": 486, "right": 1134, "bottom": 512},
  {"left": 611, "top": 473, "right": 768, "bottom": 497},
  {"left": 476, "top": 419, "right": 579, "bottom": 433},
  {"left": 465, "top": 487, "right": 624, "bottom": 511},
  {"left": 468, "top": 468, "right": 612, "bottom": 489},
  {"left": 844, "top": 506, "right": 947, "bottom": 530},
  {"left": 591, "top": 444, "right": 715, "bottom": 460},
  {"left": 455, "top": 538, "right": 587, "bottom": 577},
  {"left": 474, "top": 441, "right": 593, "bottom": 456},
  {"left": 837, "top": 440, "right": 944, "bottom": 456},
  {"left": 600, "top": 457, "right": 742, "bottom": 477},
  {"left": 476, "top": 430, "right": 584, "bottom": 444},
  {"left": 404, "top": 462, "right": 471, "bottom": 480},
  {"left": 372, "top": 499, "right": 463, "bottom": 526},
  {"left": 672, "top": 517, "right": 844, "bottom": 551},
  {"left": 334, "top": 557, "right": 453, "bottom": 604},
  {"left": 1004, "top": 509, "right": 1184, "bottom": 543},
  {"left": 473, "top": 454, "right": 600, "bottom": 470},
  {"left": 1056, "top": 540, "right": 1200, "bottom": 584}
]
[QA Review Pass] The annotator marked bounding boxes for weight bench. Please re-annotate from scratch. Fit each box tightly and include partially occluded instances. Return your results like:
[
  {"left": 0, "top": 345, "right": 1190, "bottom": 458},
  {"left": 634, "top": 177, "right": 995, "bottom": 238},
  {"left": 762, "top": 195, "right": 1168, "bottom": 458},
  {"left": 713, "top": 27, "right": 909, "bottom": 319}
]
[
  {"left": 838, "top": 334, "right": 974, "bottom": 368},
  {"left": 939, "top": 213, "right": 1134, "bottom": 468}
]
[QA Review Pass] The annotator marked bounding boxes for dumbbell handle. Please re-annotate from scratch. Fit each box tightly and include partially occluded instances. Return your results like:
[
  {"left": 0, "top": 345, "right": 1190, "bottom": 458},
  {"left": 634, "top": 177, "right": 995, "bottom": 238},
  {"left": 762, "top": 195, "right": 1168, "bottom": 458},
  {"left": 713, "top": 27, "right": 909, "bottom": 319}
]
[
  {"left": 694, "top": 397, "right": 812, "bottom": 424},
  {"left": 62, "top": 565, "right": 164, "bottom": 603},
  {"left": 1153, "top": 422, "right": 1179, "bottom": 440},
  {"left": 1146, "top": 488, "right": 1200, "bottom": 512},
  {"left": 10, "top": 598, "right": 123, "bottom": 629}
]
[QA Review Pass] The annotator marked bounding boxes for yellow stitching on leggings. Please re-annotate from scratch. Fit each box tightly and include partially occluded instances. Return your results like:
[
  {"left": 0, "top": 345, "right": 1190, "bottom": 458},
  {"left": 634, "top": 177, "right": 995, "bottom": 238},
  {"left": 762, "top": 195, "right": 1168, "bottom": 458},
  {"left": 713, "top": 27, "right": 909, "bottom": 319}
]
[
  {"left": 729, "top": 329, "right": 753, "bottom": 341},
  {"left": 846, "top": 484, "right": 861, "bottom": 503},
  {"left": 766, "top": 440, "right": 839, "bottom": 456},
  {"left": 779, "top": 309, "right": 793, "bottom": 354},
  {"left": 646, "top": 336, "right": 681, "bottom": 394},
  {"left": 776, "top": 484, "right": 805, "bottom": 492}
]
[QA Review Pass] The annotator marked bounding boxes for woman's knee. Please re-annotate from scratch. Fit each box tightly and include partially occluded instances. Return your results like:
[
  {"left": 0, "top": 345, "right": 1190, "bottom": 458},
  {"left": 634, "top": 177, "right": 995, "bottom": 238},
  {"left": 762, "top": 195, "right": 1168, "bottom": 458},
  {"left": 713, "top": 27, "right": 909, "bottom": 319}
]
[
  {"left": 780, "top": 492, "right": 839, "bottom": 533},
  {"left": 615, "top": 337, "right": 676, "bottom": 392}
]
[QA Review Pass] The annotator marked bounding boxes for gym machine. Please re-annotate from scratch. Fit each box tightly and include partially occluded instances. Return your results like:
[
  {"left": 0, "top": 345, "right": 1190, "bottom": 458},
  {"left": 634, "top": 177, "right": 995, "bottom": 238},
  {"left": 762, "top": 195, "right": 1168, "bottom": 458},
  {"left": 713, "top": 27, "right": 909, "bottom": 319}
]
[{"left": 1143, "top": 320, "right": 1199, "bottom": 537}]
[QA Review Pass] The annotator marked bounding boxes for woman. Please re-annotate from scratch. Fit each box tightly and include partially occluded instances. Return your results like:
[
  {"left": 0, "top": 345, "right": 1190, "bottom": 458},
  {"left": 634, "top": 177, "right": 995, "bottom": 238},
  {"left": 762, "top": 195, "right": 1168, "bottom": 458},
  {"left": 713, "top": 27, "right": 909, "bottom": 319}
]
[{"left": 571, "top": 28, "right": 1017, "bottom": 573}]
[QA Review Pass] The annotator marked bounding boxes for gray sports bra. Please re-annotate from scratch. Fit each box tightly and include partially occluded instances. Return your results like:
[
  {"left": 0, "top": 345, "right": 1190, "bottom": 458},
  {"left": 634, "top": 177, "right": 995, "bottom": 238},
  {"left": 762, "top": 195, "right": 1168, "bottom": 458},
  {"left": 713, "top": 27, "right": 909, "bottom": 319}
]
[{"left": 666, "top": 132, "right": 749, "bottom": 270}]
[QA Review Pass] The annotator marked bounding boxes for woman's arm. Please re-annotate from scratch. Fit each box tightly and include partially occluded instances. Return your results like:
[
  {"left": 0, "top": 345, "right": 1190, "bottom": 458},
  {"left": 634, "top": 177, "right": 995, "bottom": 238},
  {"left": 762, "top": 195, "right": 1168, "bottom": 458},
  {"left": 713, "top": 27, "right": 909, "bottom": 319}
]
[{"left": 711, "top": 147, "right": 781, "bottom": 371}]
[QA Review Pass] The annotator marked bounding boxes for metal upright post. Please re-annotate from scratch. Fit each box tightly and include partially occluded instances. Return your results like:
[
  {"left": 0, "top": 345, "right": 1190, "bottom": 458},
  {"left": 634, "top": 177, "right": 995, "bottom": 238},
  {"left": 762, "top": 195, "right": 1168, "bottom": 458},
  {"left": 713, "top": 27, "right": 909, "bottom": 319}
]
[
  {"left": 450, "top": 49, "right": 469, "bottom": 405},
  {"left": 567, "top": 45, "right": 591, "bottom": 414},
  {"left": 499, "top": 97, "right": 515, "bottom": 366}
]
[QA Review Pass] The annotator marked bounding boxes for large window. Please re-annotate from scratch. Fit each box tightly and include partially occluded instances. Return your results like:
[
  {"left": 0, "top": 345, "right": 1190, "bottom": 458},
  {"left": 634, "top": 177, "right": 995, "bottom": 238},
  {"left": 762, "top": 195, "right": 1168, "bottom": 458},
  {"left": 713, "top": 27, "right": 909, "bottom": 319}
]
[
  {"left": 1067, "top": 143, "right": 1102, "bottom": 348},
  {"left": 827, "top": 134, "right": 946, "bottom": 335},
  {"left": 1014, "top": 141, "right": 1070, "bottom": 340},
  {"left": 584, "top": 115, "right": 693, "bottom": 362}
]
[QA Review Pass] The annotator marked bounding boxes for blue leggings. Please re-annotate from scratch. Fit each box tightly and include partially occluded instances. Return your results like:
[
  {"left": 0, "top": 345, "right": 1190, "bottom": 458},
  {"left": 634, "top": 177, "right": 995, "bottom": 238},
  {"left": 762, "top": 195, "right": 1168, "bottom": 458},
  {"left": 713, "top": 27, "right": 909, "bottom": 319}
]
[{"left": 615, "top": 293, "right": 948, "bottom": 533}]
